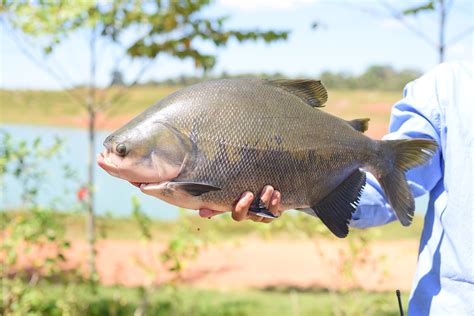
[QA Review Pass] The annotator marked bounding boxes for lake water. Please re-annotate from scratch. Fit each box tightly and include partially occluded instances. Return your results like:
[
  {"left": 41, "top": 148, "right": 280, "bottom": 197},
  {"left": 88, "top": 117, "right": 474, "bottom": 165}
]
[{"left": 1, "top": 124, "right": 428, "bottom": 219}]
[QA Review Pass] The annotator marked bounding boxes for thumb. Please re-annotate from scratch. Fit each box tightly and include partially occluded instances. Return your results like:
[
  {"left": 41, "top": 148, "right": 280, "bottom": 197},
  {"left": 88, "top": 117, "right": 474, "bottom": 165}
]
[{"left": 199, "top": 208, "right": 225, "bottom": 218}]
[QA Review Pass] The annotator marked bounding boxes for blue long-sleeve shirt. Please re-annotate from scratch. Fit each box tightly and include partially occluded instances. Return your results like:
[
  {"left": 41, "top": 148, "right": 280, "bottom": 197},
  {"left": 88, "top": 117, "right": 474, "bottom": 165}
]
[{"left": 350, "top": 62, "right": 474, "bottom": 315}]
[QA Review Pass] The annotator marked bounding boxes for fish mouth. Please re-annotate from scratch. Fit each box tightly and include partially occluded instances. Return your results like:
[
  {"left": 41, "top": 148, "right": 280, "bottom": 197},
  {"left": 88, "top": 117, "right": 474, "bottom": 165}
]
[
  {"left": 97, "top": 150, "right": 164, "bottom": 189},
  {"left": 97, "top": 150, "right": 120, "bottom": 177}
]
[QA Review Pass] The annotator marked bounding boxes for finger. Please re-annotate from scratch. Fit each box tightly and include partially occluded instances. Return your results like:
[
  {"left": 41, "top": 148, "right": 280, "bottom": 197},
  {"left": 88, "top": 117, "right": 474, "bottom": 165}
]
[
  {"left": 199, "top": 208, "right": 225, "bottom": 218},
  {"left": 248, "top": 214, "right": 264, "bottom": 222},
  {"left": 261, "top": 217, "right": 273, "bottom": 224},
  {"left": 268, "top": 190, "right": 281, "bottom": 217},
  {"left": 232, "top": 192, "right": 254, "bottom": 222},
  {"left": 259, "top": 185, "right": 274, "bottom": 208}
]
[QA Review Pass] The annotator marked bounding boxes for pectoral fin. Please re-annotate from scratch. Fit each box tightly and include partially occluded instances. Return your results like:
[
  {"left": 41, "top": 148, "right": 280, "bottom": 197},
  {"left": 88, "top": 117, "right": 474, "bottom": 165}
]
[
  {"left": 311, "top": 170, "right": 366, "bottom": 238},
  {"left": 168, "top": 182, "right": 221, "bottom": 196}
]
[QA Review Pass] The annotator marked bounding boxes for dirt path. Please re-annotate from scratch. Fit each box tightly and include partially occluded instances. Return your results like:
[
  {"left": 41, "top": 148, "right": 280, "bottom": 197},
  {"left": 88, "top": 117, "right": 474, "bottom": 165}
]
[{"left": 30, "top": 237, "right": 419, "bottom": 292}]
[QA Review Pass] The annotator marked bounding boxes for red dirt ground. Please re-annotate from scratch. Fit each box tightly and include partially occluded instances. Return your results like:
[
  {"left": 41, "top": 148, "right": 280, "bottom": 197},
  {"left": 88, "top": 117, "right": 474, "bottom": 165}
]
[{"left": 16, "top": 238, "right": 419, "bottom": 292}]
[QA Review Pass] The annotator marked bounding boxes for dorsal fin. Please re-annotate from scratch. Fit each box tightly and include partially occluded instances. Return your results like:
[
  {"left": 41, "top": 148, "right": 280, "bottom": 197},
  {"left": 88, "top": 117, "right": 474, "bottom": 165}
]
[{"left": 266, "top": 79, "right": 328, "bottom": 107}]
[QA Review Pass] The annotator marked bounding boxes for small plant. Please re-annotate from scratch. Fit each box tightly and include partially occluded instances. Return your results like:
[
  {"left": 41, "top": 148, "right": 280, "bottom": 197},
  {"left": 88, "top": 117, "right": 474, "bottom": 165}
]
[
  {"left": 130, "top": 197, "right": 214, "bottom": 315},
  {"left": 0, "top": 131, "right": 80, "bottom": 315}
]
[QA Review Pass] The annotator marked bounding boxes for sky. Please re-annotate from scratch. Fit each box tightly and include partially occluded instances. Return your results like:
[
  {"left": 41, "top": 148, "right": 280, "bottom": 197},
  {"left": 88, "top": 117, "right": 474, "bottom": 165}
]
[{"left": 0, "top": 0, "right": 473, "bottom": 90}]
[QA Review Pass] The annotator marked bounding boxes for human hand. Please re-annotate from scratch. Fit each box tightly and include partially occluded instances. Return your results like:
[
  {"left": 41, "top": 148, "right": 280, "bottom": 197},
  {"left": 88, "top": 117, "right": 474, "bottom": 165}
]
[{"left": 199, "top": 185, "right": 281, "bottom": 223}]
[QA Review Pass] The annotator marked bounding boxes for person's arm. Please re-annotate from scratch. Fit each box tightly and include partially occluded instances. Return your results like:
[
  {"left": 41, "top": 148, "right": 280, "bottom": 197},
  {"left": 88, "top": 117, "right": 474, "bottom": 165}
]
[{"left": 350, "top": 71, "right": 443, "bottom": 228}]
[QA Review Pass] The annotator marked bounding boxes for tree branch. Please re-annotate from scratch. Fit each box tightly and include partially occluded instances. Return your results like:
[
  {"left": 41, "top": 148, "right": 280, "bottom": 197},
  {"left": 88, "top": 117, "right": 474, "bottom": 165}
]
[
  {"left": 447, "top": 26, "right": 474, "bottom": 45},
  {"left": 380, "top": 0, "right": 438, "bottom": 47},
  {"left": 328, "top": 0, "right": 438, "bottom": 47}
]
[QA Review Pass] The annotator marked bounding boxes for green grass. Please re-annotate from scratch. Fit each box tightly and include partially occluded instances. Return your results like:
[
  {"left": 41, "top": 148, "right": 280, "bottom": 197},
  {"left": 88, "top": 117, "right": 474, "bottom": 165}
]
[
  {"left": 2, "top": 282, "right": 409, "bottom": 316},
  {"left": 1, "top": 86, "right": 178, "bottom": 126}
]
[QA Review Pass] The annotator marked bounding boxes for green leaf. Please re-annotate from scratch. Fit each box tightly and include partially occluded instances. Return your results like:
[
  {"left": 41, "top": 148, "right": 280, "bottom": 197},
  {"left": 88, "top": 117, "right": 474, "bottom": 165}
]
[{"left": 402, "top": 1, "right": 435, "bottom": 15}]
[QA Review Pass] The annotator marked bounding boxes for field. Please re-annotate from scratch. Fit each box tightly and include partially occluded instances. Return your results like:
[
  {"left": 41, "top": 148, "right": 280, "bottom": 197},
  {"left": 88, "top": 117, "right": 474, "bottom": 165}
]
[
  {"left": 5, "top": 211, "right": 420, "bottom": 315},
  {"left": 1, "top": 86, "right": 418, "bottom": 315}
]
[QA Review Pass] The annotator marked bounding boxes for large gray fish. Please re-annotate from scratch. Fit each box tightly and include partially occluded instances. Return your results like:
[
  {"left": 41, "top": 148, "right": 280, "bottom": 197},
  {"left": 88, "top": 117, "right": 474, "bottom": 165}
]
[{"left": 97, "top": 79, "right": 437, "bottom": 237}]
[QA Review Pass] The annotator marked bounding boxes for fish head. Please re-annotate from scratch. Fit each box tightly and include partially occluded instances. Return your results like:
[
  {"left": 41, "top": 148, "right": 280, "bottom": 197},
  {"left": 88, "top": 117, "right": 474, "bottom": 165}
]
[{"left": 97, "top": 117, "right": 190, "bottom": 187}]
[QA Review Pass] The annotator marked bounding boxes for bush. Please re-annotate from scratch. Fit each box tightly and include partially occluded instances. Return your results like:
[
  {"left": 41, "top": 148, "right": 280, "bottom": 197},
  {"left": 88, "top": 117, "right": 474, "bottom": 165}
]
[{"left": 0, "top": 132, "right": 77, "bottom": 315}]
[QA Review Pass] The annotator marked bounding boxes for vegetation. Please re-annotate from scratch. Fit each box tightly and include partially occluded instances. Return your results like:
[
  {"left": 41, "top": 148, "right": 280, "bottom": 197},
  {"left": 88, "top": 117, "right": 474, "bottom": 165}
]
[
  {"left": 0, "top": 132, "right": 76, "bottom": 315},
  {"left": 139, "top": 64, "right": 422, "bottom": 91},
  {"left": 320, "top": 65, "right": 421, "bottom": 91},
  {"left": 2, "top": 210, "right": 422, "bottom": 242},
  {"left": 0, "top": 283, "right": 409, "bottom": 316}
]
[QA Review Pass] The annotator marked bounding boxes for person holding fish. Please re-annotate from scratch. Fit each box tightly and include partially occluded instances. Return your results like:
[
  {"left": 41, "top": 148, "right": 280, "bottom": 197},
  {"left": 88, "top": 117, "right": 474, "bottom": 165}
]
[
  {"left": 97, "top": 61, "right": 472, "bottom": 315},
  {"left": 210, "top": 62, "right": 473, "bottom": 316}
]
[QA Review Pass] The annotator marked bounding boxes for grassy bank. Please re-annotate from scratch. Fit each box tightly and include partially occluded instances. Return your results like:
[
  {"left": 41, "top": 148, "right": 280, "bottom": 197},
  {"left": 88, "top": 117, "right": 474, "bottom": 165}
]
[{"left": 1, "top": 86, "right": 177, "bottom": 126}]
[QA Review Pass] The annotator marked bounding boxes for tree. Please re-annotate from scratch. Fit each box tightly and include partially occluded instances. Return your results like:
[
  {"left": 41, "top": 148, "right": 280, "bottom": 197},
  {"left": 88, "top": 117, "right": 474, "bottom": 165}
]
[
  {"left": 382, "top": 0, "right": 472, "bottom": 63},
  {"left": 110, "top": 69, "right": 125, "bottom": 87},
  {"left": 0, "top": 0, "right": 289, "bottom": 278}
]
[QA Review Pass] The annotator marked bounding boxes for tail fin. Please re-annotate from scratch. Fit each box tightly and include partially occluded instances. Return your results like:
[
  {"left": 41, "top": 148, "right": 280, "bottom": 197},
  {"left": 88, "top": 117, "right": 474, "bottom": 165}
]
[{"left": 376, "top": 139, "right": 438, "bottom": 226}]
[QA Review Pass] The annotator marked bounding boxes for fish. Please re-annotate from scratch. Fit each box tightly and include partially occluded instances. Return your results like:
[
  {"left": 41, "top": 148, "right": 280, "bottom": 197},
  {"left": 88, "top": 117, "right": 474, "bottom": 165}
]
[{"left": 97, "top": 78, "right": 437, "bottom": 238}]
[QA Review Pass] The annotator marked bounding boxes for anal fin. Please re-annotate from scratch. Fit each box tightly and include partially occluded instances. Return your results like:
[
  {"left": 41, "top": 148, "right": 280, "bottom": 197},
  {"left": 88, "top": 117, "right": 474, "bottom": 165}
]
[{"left": 311, "top": 170, "right": 366, "bottom": 238}]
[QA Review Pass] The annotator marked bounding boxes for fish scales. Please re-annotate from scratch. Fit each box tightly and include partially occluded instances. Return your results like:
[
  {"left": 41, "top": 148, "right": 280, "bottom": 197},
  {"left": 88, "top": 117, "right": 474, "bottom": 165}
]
[
  {"left": 158, "top": 79, "right": 370, "bottom": 209},
  {"left": 98, "top": 78, "right": 438, "bottom": 237}
]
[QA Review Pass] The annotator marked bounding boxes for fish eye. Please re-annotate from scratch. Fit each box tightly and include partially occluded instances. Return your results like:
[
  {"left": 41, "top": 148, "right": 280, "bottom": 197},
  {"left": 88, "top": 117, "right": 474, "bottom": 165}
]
[{"left": 116, "top": 143, "right": 127, "bottom": 156}]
